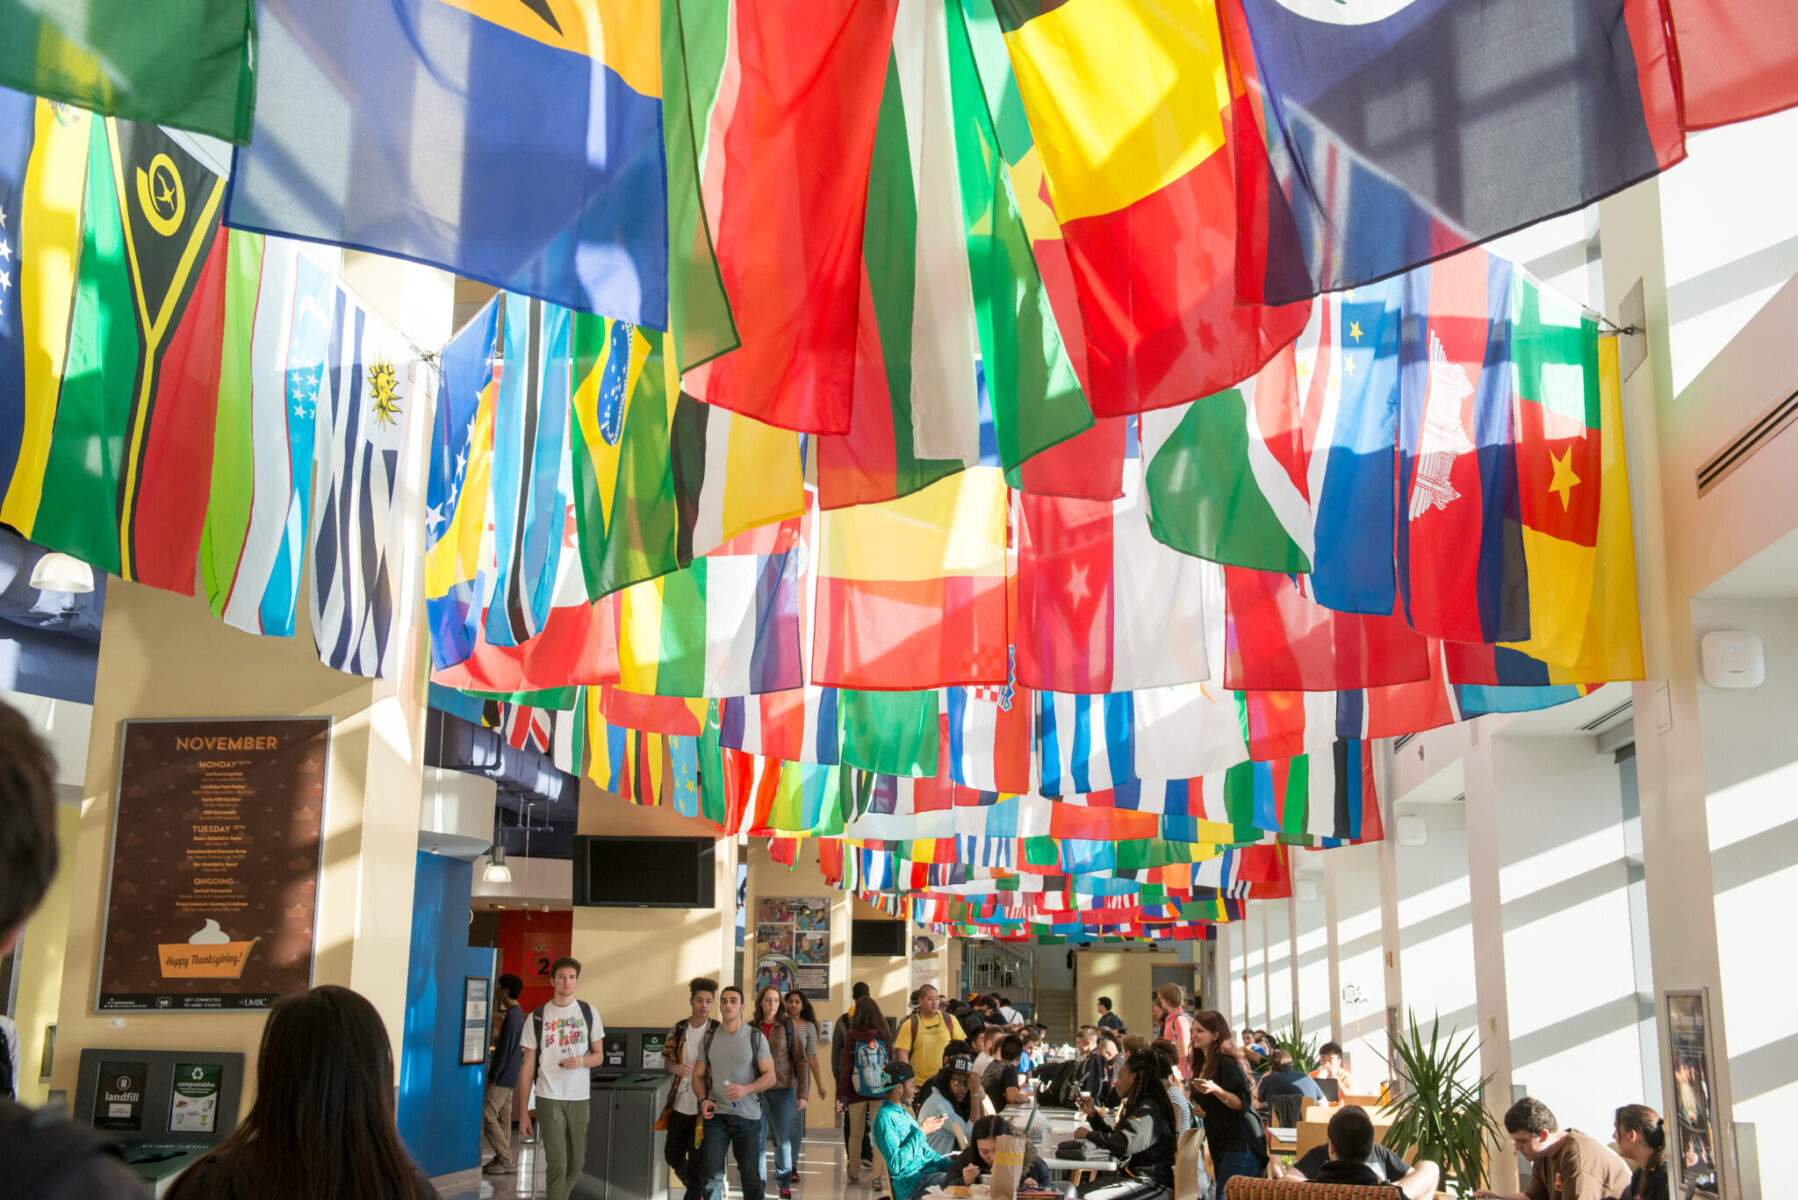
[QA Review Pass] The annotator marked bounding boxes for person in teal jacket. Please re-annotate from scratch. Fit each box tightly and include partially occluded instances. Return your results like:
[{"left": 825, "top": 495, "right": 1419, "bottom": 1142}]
[{"left": 870, "top": 1062, "right": 951, "bottom": 1200}]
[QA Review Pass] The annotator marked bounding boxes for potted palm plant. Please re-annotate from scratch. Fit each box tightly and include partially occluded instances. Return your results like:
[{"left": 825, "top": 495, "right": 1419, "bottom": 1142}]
[
  {"left": 1274, "top": 1018, "right": 1319, "bottom": 1072},
  {"left": 1383, "top": 1010, "right": 1500, "bottom": 1193}
]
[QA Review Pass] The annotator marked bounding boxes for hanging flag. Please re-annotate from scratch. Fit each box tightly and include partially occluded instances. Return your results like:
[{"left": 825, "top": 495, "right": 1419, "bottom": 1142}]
[
  {"left": 1223, "top": 0, "right": 1685, "bottom": 303},
  {"left": 1016, "top": 470, "right": 1212, "bottom": 693},
  {"left": 991, "top": 0, "right": 1309, "bottom": 415},
  {"left": 487, "top": 293, "right": 574, "bottom": 647},
  {"left": 309, "top": 288, "right": 417, "bottom": 677},
  {"left": 945, "top": 653, "right": 1033, "bottom": 794},
  {"left": 719, "top": 687, "right": 842, "bottom": 766},
  {"left": 599, "top": 686, "right": 706, "bottom": 738},
  {"left": 1396, "top": 248, "right": 1528, "bottom": 646},
  {"left": 1223, "top": 567, "right": 1431, "bottom": 692},
  {"left": 0, "top": 95, "right": 87, "bottom": 538},
  {"left": 813, "top": 467, "right": 1009, "bottom": 689},
  {"left": 0, "top": 1, "right": 256, "bottom": 143},
  {"left": 615, "top": 519, "right": 805, "bottom": 698},
  {"left": 32, "top": 116, "right": 229, "bottom": 593},
  {"left": 229, "top": 0, "right": 665, "bottom": 321},
  {"left": 203, "top": 237, "right": 336, "bottom": 637},
  {"left": 678, "top": 0, "right": 901, "bottom": 433},
  {"left": 570, "top": 315, "right": 803, "bottom": 600},
  {"left": 1036, "top": 692, "right": 1134, "bottom": 797},
  {"left": 426, "top": 298, "right": 500, "bottom": 669},
  {"left": 840, "top": 689, "right": 941, "bottom": 778},
  {"left": 501, "top": 703, "right": 554, "bottom": 754},
  {"left": 1668, "top": 0, "right": 1798, "bottom": 130},
  {"left": 1142, "top": 346, "right": 1313, "bottom": 572}
]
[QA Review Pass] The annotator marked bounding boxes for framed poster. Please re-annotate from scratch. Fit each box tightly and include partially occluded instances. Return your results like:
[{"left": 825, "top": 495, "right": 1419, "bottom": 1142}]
[
  {"left": 909, "top": 926, "right": 939, "bottom": 992},
  {"left": 754, "top": 896, "right": 830, "bottom": 999},
  {"left": 461, "top": 976, "right": 491, "bottom": 1066},
  {"left": 97, "top": 718, "right": 331, "bottom": 1012},
  {"left": 1663, "top": 988, "right": 1724, "bottom": 1197}
]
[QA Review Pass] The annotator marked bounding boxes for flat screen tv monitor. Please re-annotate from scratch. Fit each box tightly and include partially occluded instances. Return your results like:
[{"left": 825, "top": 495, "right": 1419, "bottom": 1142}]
[
  {"left": 851, "top": 919, "right": 906, "bottom": 958},
  {"left": 573, "top": 835, "right": 716, "bottom": 908}
]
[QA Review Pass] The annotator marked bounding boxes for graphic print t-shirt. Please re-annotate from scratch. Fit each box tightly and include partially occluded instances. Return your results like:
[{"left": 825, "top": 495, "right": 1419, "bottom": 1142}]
[{"left": 523, "top": 1000, "right": 602, "bottom": 1102}]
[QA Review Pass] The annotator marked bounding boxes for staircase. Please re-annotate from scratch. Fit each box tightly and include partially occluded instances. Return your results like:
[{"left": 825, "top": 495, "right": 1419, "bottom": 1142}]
[{"left": 1032, "top": 987, "right": 1077, "bottom": 1043}]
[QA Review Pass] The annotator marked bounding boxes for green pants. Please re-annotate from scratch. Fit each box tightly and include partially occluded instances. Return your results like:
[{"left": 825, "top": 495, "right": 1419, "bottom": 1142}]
[{"left": 536, "top": 1096, "right": 590, "bottom": 1200}]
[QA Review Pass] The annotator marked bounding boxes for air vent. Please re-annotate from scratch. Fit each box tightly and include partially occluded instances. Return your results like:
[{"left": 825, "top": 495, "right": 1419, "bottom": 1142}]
[
  {"left": 1698, "top": 386, "right": 1798, "bottom": 497},
  {"left": 1450, "top": 793, "right": 1466, "bottom": 804},
  {"left": 1577, "top": 698, "right": 1634, "bottom": 733},
  {"left": 1393, "top": 733, "right": 1417, "bottom": 750}
]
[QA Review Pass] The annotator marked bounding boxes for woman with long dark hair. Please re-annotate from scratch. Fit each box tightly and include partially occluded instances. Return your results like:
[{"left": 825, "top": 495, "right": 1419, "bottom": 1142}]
[
  {"left": 1071, "top": 1048, "right": 1182, "bottom": 1199},
  {"left": 940, "top": 1114, "right": 1056, "bottom": 1190},
  {"left": 1189, "top": 1008, "right": 1261, "bottom": 1198},
  {"left": 1614, "top": 1104, "right": 1669, "bottom": 1200},
  {"left": 754, "top": 985, "right": 809, "bottom": 1199},
  {"left": 837, "top": 996, "right": 892, "bottom": 1191},
  {"left": 167, "top": 986, "right": 434, "bottom": 1200}
]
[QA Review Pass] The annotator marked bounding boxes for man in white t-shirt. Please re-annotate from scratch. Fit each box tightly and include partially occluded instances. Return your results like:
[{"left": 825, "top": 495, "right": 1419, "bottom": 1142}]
[
  {"left": 659, "top": 977, "right": 719, "bottom": 1200},
  {"left": 517, "top": 957, "right": 605, "bottom": 1200}
]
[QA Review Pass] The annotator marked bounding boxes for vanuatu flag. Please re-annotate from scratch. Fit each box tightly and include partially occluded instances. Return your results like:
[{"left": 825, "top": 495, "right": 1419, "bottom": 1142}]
[
  {"left": 0, "top": 1, "right": 256, "bottom": 143},
  {"left": 31, "top": 117, "right": 229, "bottom": 593}
]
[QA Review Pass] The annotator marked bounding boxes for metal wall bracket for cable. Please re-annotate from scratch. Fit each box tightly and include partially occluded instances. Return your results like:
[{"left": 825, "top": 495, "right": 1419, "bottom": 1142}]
[{"left": 1615, "top": 279, "right": 1648, "bottom": 382}]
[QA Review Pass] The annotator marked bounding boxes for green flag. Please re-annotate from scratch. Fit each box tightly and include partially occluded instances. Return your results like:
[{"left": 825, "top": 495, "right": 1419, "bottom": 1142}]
[{"left": 0, "top": 1, "right": 257, "bottom": 144}]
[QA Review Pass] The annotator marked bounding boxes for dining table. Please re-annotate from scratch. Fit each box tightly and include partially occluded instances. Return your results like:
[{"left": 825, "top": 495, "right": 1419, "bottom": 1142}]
[{"left": 997, "top": 1104, "right": 1123, "bottom": 1196}]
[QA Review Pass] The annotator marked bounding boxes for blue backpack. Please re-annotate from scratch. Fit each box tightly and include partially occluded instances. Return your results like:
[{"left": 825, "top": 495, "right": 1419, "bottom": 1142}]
[{"left": 854, "top": 1037, "right": 890, "bottom": 1096}]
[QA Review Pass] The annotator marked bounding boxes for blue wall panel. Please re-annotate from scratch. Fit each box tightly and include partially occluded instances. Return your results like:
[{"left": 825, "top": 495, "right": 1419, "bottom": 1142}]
[{"left": 398, "top": 852, "right": 494, "bottom": 1178}]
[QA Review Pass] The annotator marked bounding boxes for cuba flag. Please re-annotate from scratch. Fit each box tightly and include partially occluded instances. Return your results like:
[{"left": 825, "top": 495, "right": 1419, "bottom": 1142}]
[{"left": 228, "top": 0, "right": 668, "bottom": 323}]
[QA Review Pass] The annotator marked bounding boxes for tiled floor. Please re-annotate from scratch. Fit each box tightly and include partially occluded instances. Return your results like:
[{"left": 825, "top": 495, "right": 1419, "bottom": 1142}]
[{"left": 432, "top": 1127, "right": 878, "bottom": 1200}]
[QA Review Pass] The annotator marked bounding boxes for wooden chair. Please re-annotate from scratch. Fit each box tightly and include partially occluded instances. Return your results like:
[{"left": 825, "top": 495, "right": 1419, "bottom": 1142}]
[
  {"left": 1224, "top": 1177, "right": 1399, "bottom": 1200},
  {"left": 953, "top": 1122, "right": 970, "bottom": 1150},
  {"left": 1174, "top": 1127, "right": 1210, "bottom": 1200},
  {"left": 1340, "top": 1092, "right": 1385, "bottom": 1110}
]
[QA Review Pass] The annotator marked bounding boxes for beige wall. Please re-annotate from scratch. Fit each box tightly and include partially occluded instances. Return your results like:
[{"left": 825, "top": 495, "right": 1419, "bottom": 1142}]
[
  {"left": 569, "top": 781, "right": 739, "bottom": 1029},
  {"left": 50, "top": 577, "right": 429, "bottom": 1102},
  {"left": 1075, "top": 949, "right": 1182, "bottom": 1043},
  {"left": 13, "top": 800, "right": 80, "bottom": 1105}
]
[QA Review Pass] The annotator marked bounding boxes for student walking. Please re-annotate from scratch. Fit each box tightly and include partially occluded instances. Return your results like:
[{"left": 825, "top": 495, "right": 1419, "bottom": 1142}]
[
  {"left": 481, "top": 973, "right": 526, "bottom": 1174},
  {"left": 696, "top": 987, "right": 777, "bottom": 1200},
  {"left": 659, "top": 978, "right": 721, "bottom": 1200},
  {"left": 516, "top": 957, "right": 605, "bottom": 1200}
]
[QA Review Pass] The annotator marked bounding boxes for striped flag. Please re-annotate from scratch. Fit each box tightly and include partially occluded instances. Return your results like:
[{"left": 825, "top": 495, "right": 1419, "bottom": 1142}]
[
  {"left": 1036, "top": 692, "right": 1134, "bottom": 796},
  {"left": 945, "top": 651, "right": 1033, "bottom": 793},
  {"left": 309, "top": 288, "right": 418, "bottom": 677},
  {"left": 719, "top": 687, "right": 841, "bottom": 765},
  {"left": 204, "top": 236, "right": 335, "bottom": 637},
  {"left": 487, "top": 293, "right": 573, "bottom": 647}
]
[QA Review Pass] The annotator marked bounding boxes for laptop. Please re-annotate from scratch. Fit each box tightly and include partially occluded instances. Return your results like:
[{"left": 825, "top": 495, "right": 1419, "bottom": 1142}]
[{"left": 1316, "top": 1077, "right": 1341, "bottom": 1102}]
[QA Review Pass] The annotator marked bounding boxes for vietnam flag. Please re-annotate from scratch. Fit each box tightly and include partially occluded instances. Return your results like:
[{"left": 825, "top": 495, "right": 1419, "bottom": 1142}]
[{"left": 992, "top": 0, "right": 1308, "bottom": 416}]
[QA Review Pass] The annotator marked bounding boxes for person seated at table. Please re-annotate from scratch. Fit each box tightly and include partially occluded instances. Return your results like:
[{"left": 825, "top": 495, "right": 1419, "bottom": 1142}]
[
  {"left": 871, "top": 1062, "right": 952, "bottom": 1200},
  {"left": 1097, "top": 1030, "right": 1126, "bottom": 1102},
  {"left": 1145, "top": 1039, "right": 1194, "bottom": 1133},
  {"left": 1070, "top": 1048, "right": 1182, "bottom": 1199},
  {"left": 1270, "top": 1106, "right": 1440, "bottom": 1200},
  {"left": 1075, "top": 1027, "right": 1109, "bottom": 1099},
  {"left": 939, "top": 1115, "right": 1057, "bottom": 1191},
  {"left": 1311, "top": 1042, "right": 1358, "bottom": 1093},
  {"left": 1261, "top": 1051, "right": 1327, "bottom": 1104},
  {"left": 1612, "top": 1104, "right": 1669, "bottom": 1200},
  {"left": 1019, "top": 1028, "right": 1044, "bottom": 1075},
  {"left": 969, "top": 1027, "right": 1001, "bottom": 1082},
  {"left": 983, "top": 1036, "right": 1026, "bottom": 1111},
  {"left": 915, "top": 1051, "right": 977, "bottom": 1154},
  {"left": 1472, "top": 1098, "right": 1631, "bottom": 1200}
]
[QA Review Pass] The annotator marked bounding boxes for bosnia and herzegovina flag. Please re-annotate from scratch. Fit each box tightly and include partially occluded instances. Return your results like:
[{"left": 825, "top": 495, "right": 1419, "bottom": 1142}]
[
  {"left": 1223, "top": 0, "right": 1686, "bottom": 304},
  {"left": 991, "top": 0, "right": 1309, "bottom": 417},
  {"left": 227, "top": 0, "right": 667, "bottom": 324}
]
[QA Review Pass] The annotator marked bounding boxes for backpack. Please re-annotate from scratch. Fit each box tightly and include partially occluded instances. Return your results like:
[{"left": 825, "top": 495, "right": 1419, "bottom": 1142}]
[
  {"left": 532, "top": 999, "right": 597, "bottom": 1080},
  {"left": 1033, "top": 1058, "right": 1084, "bottom": 1108},
  {"left": 854, "top": 1036, "right": 890, "bottom": 1096},
  {"left": 0, "top": 1099, "right": 132, "bottom": 1198},
  {"left": 699, "top": 1023, "right": 772, "bottom": 1103}
]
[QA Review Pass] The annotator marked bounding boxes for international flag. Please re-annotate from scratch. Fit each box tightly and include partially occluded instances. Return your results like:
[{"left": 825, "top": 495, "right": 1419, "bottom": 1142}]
[
  {"left": 598, "top": 686, "right": 705, "bottom": 738},
  {"left": 840, "top": 690, "right": 941, "bottom": 779},
  {"left": 229, "top": 0, "right": 666, "bottom": 321},
  {"left": 0, "top": 1, "right": 256, "bottom": 143},
  {"left": 569, "top": 315, "right": 803, "bottom": 601},
  {"left": 31, "top": 116, "right": 229, "bottom": 594},
  {"left": 202, "top": 236, "right": 335, "bottom": 638},
  {"left": 812, "top": 467, "right": 1009, "bottom": 690},
  {"left": 1142, "top": 346, "right": 1313, "bottom": 573},
  {"left": 1016, "top": 469, "right": 1213, "bottom": 693},
  {"left": 719, "top": 687, "right": 841, "bottom": 766},
  {"left": 1036, "top": 692, "right": 1133, "bottom": 797},
  {"left": 739, "top": 757, "right": 849, "bottom": 839},
  {"left": 678, "top": 0, "right": 900, "bottom": 433},
  {"left": 487, "top": 293, "right": 574, "bottom": 647},
  {"left": 1223, "top": 0, "right": 1685, "bottom": 303},
  {"left": 1396, "top": 248, "right": 1528, "bottom": 646},
  {"left": 1668, "top": 0, "right": 1798, "bottom": 130},
  {"left": 501, "top": 704, "right": 554, "bottom": 754},
  {"left": 991, "top": 0, "right": 1309, "bottom": 415},
  {"left": 614, "top": 520, "right": 805, "bottom": 698},
  {"left": 1223, "top": 567, "right": 1430, "bottom": 692},
  {"left": 945, "top": 657, "right": 1034, "bottom": 794},
  {"left": 309, "top": 283, "right": 418, "bottom": 677},
  {"left": 425, "top": 297, "right": 500, "bottom": 670}
]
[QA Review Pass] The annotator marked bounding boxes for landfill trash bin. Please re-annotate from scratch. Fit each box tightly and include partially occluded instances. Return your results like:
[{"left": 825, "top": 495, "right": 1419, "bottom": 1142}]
[{"left": 578, "top": 1072, "right": 674, "bottom": 1200}]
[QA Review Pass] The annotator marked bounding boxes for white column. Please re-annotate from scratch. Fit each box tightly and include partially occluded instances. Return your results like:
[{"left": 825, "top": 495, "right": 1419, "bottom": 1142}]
[
  {"left": 1324, "top": 853, "right": 1344, "bottom": 1045},
  {"left": 1463, "top": 730, "right": 1518, "bottom": 1193}
]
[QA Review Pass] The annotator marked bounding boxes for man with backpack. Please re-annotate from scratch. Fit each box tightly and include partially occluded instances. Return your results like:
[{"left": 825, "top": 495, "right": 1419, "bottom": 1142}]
[
  {"left": 893, "top": 985, "right": 965, "bottom": 1085},
  {"left": 0, "top": 701, "right": 147, "bottom": 1198},
  {"left": 694, "top": 986, "right": 776, "bottom": 1200},
  {"left": 659, "top": 978, "right": 720, "bottom": 1200},
  {"left": 516, "top": 957, "right": 605, "bottom": 1200}
]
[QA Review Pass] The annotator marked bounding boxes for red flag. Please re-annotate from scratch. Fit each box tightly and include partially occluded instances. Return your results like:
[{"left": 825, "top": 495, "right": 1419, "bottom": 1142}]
[{"left": 1223, "top": 568, "right": 1430, "bottom": 691}]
